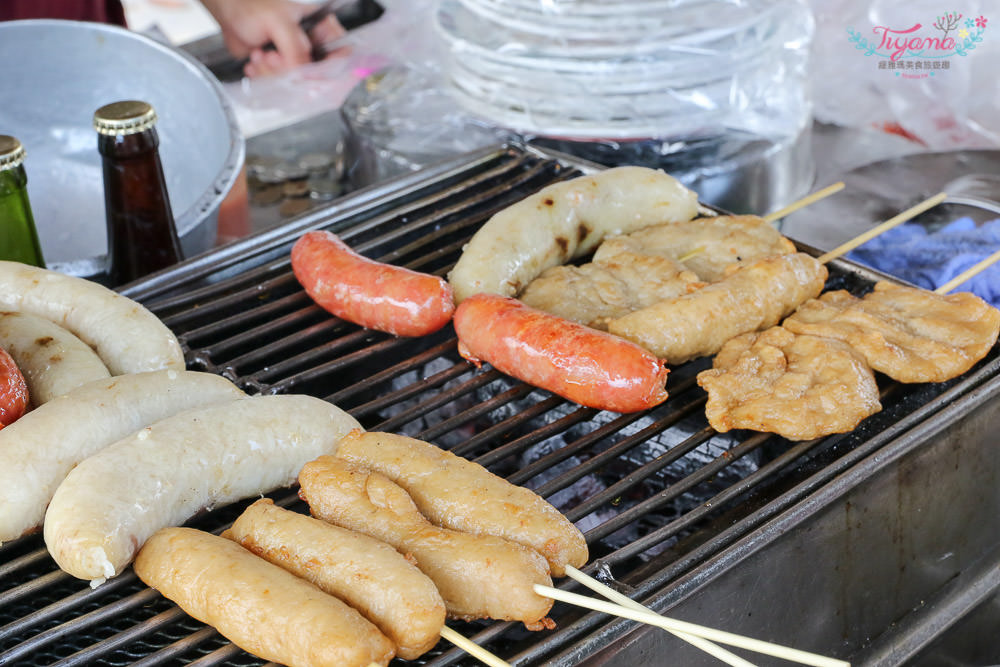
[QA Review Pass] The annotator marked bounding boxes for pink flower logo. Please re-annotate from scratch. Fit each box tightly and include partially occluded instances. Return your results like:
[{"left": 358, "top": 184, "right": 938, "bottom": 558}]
[{"left": 975, "top": 15, "right": 988, "bottom": 28}]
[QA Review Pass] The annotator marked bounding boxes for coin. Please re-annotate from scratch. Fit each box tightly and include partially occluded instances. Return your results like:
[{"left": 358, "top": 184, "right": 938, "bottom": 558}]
[
  {"left": 308, "top": 175, "right": 342, "bottom": 201},
  {"left": 250, "top": 184, "right": 283, "bottom": 206},
  {"left": 279, "top": 197, "right": 314, "bottom": 217},
  {"left": 282, "top": 180, "right": 310, "bottom": 198}
]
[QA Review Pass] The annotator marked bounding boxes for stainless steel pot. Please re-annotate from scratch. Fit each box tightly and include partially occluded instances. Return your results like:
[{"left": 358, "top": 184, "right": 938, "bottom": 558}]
[{"left": 0, "top": 19, "right": 244, "bottom": 276}]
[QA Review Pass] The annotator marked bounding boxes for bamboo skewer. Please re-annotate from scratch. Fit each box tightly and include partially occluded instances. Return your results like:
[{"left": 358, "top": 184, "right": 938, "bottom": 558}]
[
  {"left": 763, "top": 181, "right": 846, "bottom": 224},
  {"left": 440, "top": 626, "right": 512, "bottom": 667},
  {"left": 816, "top": 192, "right": 948, "bottom": 264},
  {"left": 564, "top": 566, "right": 756, "bottom": 667},
  {"left": 934, "top": 247, "right": 1000, "bottom": 295},
  {"left": 535, "top": 584, "right": 850, "bottom": 667}
]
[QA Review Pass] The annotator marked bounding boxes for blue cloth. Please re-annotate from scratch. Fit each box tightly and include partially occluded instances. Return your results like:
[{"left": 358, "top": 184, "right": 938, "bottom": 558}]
[{"left": 846, "top": 217, "right": 1000, "bottom": 307}]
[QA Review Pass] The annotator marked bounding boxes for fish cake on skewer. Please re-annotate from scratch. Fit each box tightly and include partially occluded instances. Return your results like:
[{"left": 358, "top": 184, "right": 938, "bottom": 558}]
[
  {"left": 135, "top": 527, "right": 395, "bottom": 667},
  {"left": 595, "top": 214, "right": 796, "bottom": 282},
  {"left": 697, "top": 326, "right": 882, "bottom": 441},
  {"left": 299, "top": 456, "right": 554, "bottom": 628},
  {"left": 228, "top": 498, "right": 446, "bottom": 660},
  {"left": 784, "top": 281, "right": 1000, "bottom": 383},
  {"left": 335, "top": 430, "right": 588, "bottom": 576},
  {"left": 519, "top": 251, "right": 702, "bottom": 330},
  {"left": 608, "top": 252, "right": 828, "bottom": 363}
]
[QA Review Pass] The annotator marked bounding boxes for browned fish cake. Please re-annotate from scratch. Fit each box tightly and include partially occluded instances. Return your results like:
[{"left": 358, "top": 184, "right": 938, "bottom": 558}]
[
  {"left": 784, "top": 281, "right": 1000, "bottom": 383},
  {"left": 519, "top": 251, "right": 702, "bottom": 330},
  {"left": 697, "top": 326, "right": 882, "bottom": 440},
  {"left": 609, "top": 253, "right": 828, "bottom": 363},
  {"left": 594, "top": 214, "right": 796, "bottom": 282},
  {"left": 299, "top": 456, "right": 555, "bottom": 628}
]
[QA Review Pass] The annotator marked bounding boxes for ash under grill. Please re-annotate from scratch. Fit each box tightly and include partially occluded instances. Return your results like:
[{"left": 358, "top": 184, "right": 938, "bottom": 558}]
[{"left": 2, "top": 145, "right": 997, "bottom": 666}]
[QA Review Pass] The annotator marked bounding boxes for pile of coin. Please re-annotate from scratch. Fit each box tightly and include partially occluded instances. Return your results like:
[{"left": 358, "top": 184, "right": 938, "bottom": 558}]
[{"left": 246, "top": 150, "right": 344, "bottom": 218}]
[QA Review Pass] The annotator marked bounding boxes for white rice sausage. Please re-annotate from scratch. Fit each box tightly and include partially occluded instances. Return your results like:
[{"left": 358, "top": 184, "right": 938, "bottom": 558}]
[
  {"left": 336, "top": 430, "right": 587, "bottom": 576},
  {"left": 0, "top": 311, "right": 110, "bottom": 405},
  {"left": 447, "top": 167, "right": 699, "bottom": 303},
  {"left": 44, "top": 394, "right": 362, "bottom": 585},
  {"left": 229, "top": 498, "right": 446, "bottom": 660},
  {"left": 135, "top": 527, "right": 395, "bottom": 667},
  {"left": 0, "top": 370, "right": 244, "bottom": 545},
  {"left": 0, "top": 261, "right": 183, "bottom": 374}
]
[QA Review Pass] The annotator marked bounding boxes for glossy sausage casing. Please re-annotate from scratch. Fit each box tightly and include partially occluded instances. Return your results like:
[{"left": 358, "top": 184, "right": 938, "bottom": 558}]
[
  {"left": 453, "top": 294, "right": 669, "bottom": 413},
  {"left": 0, "top": 347, "right": 28, "bottom": 428},
  {"left": 291, "top": 230, "right": 455, "bottom": 337}
]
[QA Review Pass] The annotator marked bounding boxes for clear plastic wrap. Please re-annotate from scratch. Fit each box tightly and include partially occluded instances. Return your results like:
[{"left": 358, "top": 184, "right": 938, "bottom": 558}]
[
  {"left": 351, "top": 0, "right": 815, "bottom": 212},
  {"left": 232, "top": 0, "right": 818, "bottom": 212}
]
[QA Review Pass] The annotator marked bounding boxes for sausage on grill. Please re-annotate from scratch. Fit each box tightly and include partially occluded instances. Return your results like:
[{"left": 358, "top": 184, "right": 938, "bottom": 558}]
[
  {"left": 0, "top": 370, "right": 244, "bottom": 545},
  {"left": 453, "top": 293, "right": 669, "bottom": 413},
  {"left": 448, "top": 166, "right": 699, "bottom": 303},
  {"left": 0, "top": 311, "right": 110, "bottom": 405},
  {"left": 291, "top": 230, "right": 455, "bottom": 337},
  {"left": 0, "top": 260, "right": 183, "bottom": 374},
  {"left": 44, "top": 395, "right": 361, "bottom": 585}
]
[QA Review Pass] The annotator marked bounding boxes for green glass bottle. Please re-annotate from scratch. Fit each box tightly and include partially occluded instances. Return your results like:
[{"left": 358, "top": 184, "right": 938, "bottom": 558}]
[{"left": 0, "top": 135, "right": 45, "bottom": 267}]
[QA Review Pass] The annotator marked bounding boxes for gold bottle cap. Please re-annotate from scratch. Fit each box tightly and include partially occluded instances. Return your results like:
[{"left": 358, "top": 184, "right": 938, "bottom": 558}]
[
  {"left": 0, "top": 135, "right": 26, "bottom": 171},
  {"left": 93, "top": 100, "right": 158, "bottom": 136}
]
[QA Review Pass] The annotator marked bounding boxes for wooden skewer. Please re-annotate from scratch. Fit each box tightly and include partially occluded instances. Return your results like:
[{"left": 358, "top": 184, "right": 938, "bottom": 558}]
[
  {"left": 564, "top": 566, "right": 756, "bottom": 667},
  {"left": 816, "top": 192, "right": 948, "bottom": 264},
  {"left": 934, "top": 247, "right": 1000, "bottom": 295},
  {"left": 440, "top": 626, "right": 512, "bottom": 667},
  {"left": 763, "top": 181, "right": 846, "bottom": 224},
  {"left": 535, "top": 584, "right": 850, "bottom": 667}
]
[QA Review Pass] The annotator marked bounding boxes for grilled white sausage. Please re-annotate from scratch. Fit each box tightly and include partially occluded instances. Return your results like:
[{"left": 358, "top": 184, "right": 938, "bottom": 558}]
[
  {"left": 44, "top": 394, "right": 361, "bottom": 585},
  {"left": 135, "top": 527, "right": 395, "bottom": 667},
  {"left": 0, "top": 311, "right": 110, "bottom": 405},
  {"left": 336, "top": 430, "right": 588, "bottom": 576},
  {"left": 447, "top": 167, "right": 699, "bottom": 303},
  {"left": 0, "top": 370, "right": 244, "bottom": 545},
  {"left": 229, "top": 498, "right": 446, "bottom": 660},
  {"left": 0, "top": 261, "right": 183, "bottom": 374}
]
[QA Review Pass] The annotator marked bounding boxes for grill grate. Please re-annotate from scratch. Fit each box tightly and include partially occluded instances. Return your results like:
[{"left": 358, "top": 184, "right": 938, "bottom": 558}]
[{"left": 2, "top": 145, "right": 997, "bottom": 666}]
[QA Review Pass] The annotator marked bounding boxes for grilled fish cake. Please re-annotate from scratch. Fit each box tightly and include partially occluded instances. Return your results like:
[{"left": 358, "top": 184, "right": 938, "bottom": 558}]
[
  {"left": 608, "top": 252, "right": 827, "bottom": 363},
  {"left": 697, "top": 326, "right": 882, "bottom": 440},
  {"left": 519, "top": 251, "right": 702, "bottom": 330},
  {"left": 595, "top": 214, "right": 796, "bottom": 282},
  {"left": 784, "top": 282, "right": 1000, "bottom": 383}
]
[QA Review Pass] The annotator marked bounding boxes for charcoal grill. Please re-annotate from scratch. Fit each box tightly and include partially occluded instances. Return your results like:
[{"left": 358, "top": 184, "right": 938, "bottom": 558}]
[{"left": 2, "top": 144, "right": 999, "bottom": 666}]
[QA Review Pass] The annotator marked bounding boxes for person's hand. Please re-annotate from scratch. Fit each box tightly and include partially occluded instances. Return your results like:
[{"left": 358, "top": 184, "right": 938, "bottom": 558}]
[{"left": 200, "top": 0, "right": 345, "bottom": 78}]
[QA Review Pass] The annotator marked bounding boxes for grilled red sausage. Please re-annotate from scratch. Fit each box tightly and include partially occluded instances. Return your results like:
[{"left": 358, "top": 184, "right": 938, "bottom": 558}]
[
  {"left": 291, "top": 230, "right": 455, "bottom": 337},
  {"left": 0, "top": 347, "right": 28, "bottom": 429},
  {"left": 453, "top": 294, "right": 669, "bottom": 413}
]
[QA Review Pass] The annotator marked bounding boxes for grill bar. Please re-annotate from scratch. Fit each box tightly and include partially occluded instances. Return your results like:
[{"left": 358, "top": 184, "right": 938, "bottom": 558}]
[{"left": 3, "top": 144, "right": 997, "bottom": 666}]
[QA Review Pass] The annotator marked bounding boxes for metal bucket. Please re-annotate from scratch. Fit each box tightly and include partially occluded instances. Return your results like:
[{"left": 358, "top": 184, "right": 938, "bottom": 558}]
[{"left": 0, "top": 19, "right": 244, "bottom": 276}]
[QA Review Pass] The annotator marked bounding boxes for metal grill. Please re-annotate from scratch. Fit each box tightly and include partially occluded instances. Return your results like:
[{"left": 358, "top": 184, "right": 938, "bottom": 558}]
[{"left": 2, "top": 144, "right": 997, "bottom": 666}]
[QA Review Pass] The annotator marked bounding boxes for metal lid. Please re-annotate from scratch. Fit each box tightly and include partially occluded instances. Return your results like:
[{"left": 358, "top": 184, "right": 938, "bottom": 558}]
[
  {"left": 93, "top": 100, "right": 158, "bottom": 136},
  {"left": 0, "top": 135, "right": 26, "bottom": 171}
]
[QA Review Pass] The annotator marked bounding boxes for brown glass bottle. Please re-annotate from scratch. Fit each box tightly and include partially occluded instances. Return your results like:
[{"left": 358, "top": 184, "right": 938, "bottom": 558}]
[{"left": 94, "top": 100, "right": 183, "bottom": 286}]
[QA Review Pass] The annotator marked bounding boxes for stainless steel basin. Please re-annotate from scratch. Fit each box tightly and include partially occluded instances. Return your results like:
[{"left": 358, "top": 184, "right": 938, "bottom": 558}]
[{"left": 0, "top": 19, "right": 244, "bottom": 276}]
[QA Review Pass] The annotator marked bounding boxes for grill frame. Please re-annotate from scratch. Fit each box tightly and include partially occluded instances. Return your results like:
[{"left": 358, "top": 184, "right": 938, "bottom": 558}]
[{"left": 2, "top": 143, "right": 997, "bottom": 666}]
